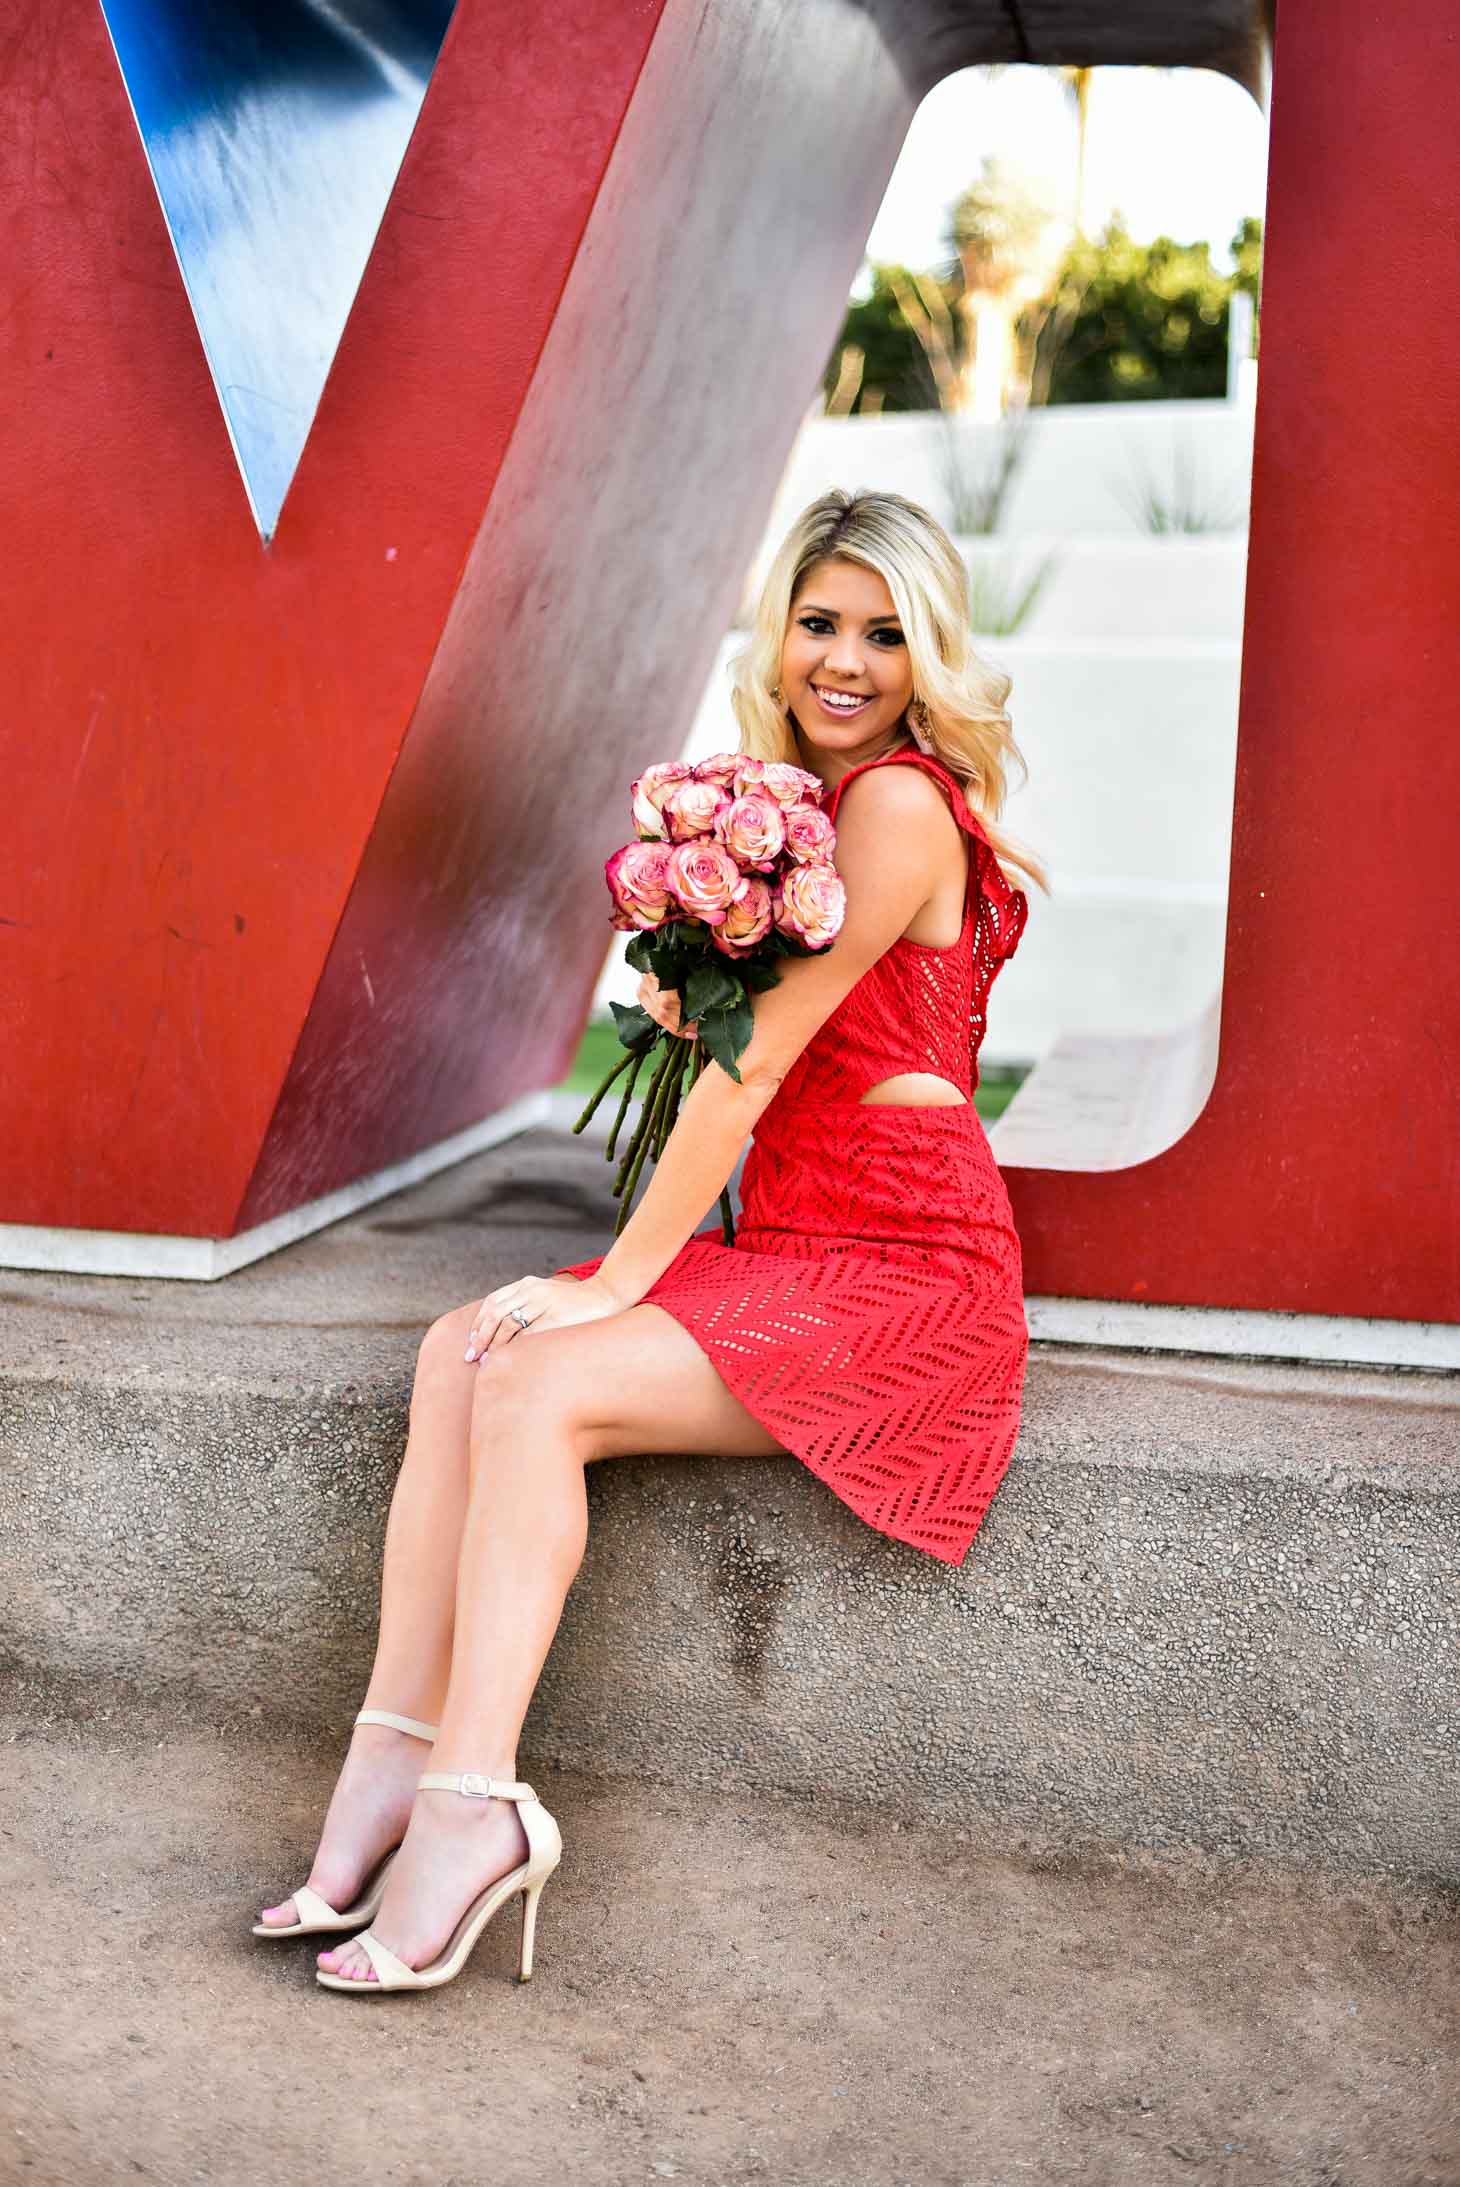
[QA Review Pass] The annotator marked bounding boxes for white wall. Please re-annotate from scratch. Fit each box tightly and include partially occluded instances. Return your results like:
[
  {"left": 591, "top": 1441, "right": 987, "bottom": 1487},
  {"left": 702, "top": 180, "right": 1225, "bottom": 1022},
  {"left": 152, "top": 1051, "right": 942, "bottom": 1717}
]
[{"left": 754, "top": 400, "right": 1255, "bottom": 570}]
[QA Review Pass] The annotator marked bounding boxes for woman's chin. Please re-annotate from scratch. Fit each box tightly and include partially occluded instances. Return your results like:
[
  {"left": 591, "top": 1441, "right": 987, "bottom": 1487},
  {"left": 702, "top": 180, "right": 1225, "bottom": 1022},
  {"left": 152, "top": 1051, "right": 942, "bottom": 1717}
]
[{"left": 791, "top": 711, "right": 899, "bottom": 757}]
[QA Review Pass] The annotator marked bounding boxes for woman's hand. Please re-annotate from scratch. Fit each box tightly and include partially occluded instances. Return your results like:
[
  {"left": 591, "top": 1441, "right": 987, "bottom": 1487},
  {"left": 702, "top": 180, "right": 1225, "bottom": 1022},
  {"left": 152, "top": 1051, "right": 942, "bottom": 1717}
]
[
  {"left": 637, "top": 969, "right": 698, "bottom": 1042},
  {"left": 464, "top": 1272, "right": 628, "bottom": 1364}
]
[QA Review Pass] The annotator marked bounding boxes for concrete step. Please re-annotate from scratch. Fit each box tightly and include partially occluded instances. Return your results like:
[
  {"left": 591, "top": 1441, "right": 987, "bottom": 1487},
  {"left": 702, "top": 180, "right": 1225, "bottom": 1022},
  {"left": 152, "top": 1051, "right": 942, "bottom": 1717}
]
[
  {"left": 3, "top": 1126, "right": 1457, "bottom": 1883},
  {"left": 4, "top": 1716, "right": 1453, "bottom": 2187}
]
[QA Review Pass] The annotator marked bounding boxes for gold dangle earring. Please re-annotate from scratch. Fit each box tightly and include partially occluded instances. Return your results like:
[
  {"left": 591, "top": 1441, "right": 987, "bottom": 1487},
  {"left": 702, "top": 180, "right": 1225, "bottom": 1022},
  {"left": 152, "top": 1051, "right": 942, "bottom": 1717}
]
[
  {"left": 907, "top": 698, "right": 935, "bottom": 754},
  {"left": 771, "top": 683, "right": 788, "bottom": 709}
]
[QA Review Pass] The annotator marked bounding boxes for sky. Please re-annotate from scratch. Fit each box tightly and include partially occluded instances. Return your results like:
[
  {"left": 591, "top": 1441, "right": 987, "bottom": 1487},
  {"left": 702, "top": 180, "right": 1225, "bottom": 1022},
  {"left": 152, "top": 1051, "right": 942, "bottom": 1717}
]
[{"left": 860, "top": 64, "right": 1270, "bottom": 283}]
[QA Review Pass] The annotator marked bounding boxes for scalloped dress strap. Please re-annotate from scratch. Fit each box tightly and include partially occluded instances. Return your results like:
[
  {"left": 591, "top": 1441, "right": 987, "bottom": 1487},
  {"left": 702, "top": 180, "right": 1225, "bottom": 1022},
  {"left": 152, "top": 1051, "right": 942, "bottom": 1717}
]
[
  {"left": 828, "top": 745, "right": 966, "bottom": 819},
  {"left": 828, "top": 746, "right": 995, "bottom": 852}
]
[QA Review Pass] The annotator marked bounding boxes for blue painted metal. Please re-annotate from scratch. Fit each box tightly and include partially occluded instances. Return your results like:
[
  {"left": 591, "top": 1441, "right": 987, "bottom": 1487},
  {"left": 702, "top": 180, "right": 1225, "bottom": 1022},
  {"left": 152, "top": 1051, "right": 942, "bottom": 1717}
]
[{"left": 98, "top": 0, "right": 457, "bottom": 540}]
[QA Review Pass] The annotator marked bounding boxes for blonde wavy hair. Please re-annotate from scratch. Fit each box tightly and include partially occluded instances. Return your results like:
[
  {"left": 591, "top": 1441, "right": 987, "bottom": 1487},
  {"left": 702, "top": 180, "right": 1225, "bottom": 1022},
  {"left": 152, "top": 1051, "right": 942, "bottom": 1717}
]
[{"left": 729, "top": 487, "right": 1049, "bottom": 896}]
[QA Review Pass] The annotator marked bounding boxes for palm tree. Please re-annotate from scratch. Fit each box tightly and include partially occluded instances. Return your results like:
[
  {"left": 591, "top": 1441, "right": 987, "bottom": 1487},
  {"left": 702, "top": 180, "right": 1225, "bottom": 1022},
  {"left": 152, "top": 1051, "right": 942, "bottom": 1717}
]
[
  {"left": 1063, "top": 67, "right": 1094, "bottom": 236},
  {"left": 946, "top": 158, "right": 1065, "bottom": 418},
  {"left": 978, "top": 63, "right": 1096, "bottom": 236}
]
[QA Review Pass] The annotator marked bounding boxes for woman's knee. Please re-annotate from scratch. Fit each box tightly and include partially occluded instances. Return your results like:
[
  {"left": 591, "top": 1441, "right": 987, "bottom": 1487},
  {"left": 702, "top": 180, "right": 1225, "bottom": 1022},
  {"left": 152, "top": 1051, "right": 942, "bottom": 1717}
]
[
  {"left": 407, "top": 1302, "right": 479, "bottom": 1426},
  {"left": 416, "top": 1301, "right": 476, "bottom": 1367},
  {"left": 467, "top": 1338, "right": 590, "bottom": 1457}
]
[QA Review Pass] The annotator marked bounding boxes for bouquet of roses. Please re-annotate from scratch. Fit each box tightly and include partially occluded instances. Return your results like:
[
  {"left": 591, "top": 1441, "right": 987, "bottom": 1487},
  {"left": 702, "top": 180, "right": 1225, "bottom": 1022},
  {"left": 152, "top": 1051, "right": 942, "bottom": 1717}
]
[{"left": 573, "top": 752, "right": 847, "bottom": 1242}]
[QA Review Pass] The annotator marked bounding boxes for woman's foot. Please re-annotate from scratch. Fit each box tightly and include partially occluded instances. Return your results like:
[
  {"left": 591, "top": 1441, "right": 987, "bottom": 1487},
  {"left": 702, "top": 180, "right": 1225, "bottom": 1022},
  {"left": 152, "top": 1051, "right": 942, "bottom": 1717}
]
[
  {"left": 256, "top": 1720, "right": 433, "bottom": 1929},
  {"left": 316, "top": 1784, "right": 530, "bottom": 1981}
]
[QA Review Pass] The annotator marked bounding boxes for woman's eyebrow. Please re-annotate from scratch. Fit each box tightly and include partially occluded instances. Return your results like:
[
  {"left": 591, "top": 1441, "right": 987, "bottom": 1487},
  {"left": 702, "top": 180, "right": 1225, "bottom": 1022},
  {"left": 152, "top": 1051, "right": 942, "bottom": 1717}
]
[{"left": 798, "top": 602, "right": 903, "bottom": 626}]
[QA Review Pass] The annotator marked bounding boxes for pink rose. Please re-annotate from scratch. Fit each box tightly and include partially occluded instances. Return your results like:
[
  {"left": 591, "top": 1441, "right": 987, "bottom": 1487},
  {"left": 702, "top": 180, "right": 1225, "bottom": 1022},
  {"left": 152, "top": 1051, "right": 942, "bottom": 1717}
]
[
  {"left": 662, "top": 776, "right": 733, "bottom": 842},
  {"left": 665, "top": 839, "right": 744, "bottom": 926},
  {"left": 732, "top": 756, "right": 768, "bottom": 797},
  {"left": 783, "top": 802, "right": 836, "bottom": 863},
  {"left": 631, "top": 760, "right": 694, "bottom": 839},
  {"left": 774, "top": 859, "right": 846, "bottom": 949},
  {"left": 759, "top": 761, "right": 825, "bottom": 811},
  {"left": 605, "top": 841, "right": 677, "bottom": 931},
  {"left": 713, "top": 791, "right": 786, "bottom": 871},
  {"left": 710, "top": 874, "right": 774, "bottom": 955},
  {"left": 692, "top": 752, "right": 742, "bottom": 789}
]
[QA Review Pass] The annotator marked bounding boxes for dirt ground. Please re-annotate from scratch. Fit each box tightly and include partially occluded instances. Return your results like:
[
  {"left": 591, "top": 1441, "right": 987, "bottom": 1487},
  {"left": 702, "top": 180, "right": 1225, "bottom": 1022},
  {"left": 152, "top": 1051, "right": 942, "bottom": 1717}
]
[{"left": 1, "top": 1720, "right": 1456, "bottom": 2187}]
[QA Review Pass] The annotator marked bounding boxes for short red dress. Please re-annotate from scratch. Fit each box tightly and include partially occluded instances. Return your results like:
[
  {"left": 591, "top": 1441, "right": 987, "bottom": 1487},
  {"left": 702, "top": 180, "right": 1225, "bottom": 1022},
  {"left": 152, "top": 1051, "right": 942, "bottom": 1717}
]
[{"left": 552, "top": 747, "right": 1031, "bottom": 1565}]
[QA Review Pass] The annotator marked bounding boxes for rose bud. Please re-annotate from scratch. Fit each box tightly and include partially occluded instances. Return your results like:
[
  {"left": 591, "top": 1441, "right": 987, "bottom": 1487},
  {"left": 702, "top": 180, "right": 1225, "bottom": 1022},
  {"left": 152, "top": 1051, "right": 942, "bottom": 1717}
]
[
  {"left": 665, "top": 838, "right": 744, "bottom": 925},
  {"left": 713, "top": 791, "right": 786, "bottom": 871},
  {"left": 757, "top": 760, "right": 821, "bottom": 811},
  {"left": 783, "top": 802, "right": 836, "bottom": 863},
  {"left": 630, "top": 760, "right": 694, "bottom": 839},
  {"left": 605, "top": 840, "right": 677, "bottom": 929},
  {"left": 710, "top": 874, "right": 775, "bottom": 955},
  {"left": 662, "top": 776, "right": 733, "bottom": 841},
  {"left": 692, "top": 752, "right": 742, "bottom": 789},
  {"left": 773, "top": 859, "right": 846, "bottom": 949}
]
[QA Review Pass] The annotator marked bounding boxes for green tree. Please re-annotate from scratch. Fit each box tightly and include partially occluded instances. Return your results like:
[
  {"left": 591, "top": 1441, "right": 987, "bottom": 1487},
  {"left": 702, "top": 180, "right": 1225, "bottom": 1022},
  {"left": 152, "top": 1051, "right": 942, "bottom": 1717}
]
[
  {"left": 1031, "top": 216, "right": 1262, "bottom": 404},
  {"left": 823, "top": 215, "right": 1263, "bottom": 415},
  {"left": 820, "top": 264, "right": 940, "bottom": 415}
]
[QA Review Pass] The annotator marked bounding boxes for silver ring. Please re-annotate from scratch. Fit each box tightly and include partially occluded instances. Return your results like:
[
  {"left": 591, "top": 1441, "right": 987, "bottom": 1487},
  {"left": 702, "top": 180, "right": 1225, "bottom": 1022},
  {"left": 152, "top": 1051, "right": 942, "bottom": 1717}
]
[{"left": 507, "top": 1305, "right": 533, "bottom": 1331}]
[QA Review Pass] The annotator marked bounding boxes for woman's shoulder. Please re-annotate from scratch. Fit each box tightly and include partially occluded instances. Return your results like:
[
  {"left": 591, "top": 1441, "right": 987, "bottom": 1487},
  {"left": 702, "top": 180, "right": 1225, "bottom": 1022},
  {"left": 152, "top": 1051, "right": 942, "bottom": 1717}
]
[
  {"left": 831, "top": 751, "right": 972, "bottom": 841},
  {"left": 832, "top": 748, "right": 960, "bottom": 812}
]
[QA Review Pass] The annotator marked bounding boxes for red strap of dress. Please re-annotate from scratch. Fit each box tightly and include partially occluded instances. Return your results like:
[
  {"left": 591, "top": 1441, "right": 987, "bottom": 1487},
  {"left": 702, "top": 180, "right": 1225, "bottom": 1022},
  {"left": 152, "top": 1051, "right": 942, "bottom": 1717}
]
[
  {"left": 826, "top": 748, "right": 984, "bottom": 840},
  {"left": 827, "top": 747, "right": 1027, "bottom": 963}
]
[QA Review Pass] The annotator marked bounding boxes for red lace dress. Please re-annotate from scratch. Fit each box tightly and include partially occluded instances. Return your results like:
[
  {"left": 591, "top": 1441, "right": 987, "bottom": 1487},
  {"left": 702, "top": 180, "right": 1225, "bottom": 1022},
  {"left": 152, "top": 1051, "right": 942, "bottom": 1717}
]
[{"left": 552, "top": 748, "right": 1031, "bottom": 1565}]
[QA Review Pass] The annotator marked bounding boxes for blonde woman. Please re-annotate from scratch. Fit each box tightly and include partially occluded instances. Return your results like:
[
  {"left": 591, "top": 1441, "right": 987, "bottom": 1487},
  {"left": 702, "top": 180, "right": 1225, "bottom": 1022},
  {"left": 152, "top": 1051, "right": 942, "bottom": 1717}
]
[{"left": 254, "top": 487, "right": 1049, "bottom": 1995}]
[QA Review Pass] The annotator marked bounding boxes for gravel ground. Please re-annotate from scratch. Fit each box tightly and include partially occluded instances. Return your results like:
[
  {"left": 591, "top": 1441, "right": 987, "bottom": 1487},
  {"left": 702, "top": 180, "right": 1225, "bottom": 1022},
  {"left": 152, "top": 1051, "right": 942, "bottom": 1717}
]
[{"left": 1, "top": 1720, "right": 1457, "bottom": 2187}]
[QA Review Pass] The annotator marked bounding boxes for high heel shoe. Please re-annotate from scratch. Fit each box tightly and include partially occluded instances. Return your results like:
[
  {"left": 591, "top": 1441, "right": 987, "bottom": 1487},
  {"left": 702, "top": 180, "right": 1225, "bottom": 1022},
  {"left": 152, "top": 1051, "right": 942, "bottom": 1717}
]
[
  {"left": 251, "top": 1709, "right": 438, "bottom": 1940},
  {"left": 315, "top": 1768, "right": 563, "bottom": 1993}
]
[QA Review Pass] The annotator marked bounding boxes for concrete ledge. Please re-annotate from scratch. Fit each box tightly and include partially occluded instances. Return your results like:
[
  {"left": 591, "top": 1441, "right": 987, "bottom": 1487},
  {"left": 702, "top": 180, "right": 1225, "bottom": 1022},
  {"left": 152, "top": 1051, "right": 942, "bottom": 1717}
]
[
  {"left": 0, "top": 1091, "right": 550, "bottom": 1278},
  {"left": 3, "top": 1128, "right": 1457, "bottom": 1882}
]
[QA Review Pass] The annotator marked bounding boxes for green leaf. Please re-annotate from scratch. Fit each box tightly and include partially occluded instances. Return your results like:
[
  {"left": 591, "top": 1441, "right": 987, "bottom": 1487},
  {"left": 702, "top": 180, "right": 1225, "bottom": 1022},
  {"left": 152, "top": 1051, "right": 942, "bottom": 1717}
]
[
  {"left": 608, "top": 1000, "right": 658, "bottom": 1049},
  {"left": 647, "top": 936, "right": 686, "bottom": 987},
  {"left": 684, "top": 962, "right": 740, "bottom": 1017},
  {"left": 695, "top": 1006, "right": 742, "bottom": 1084},
  {"left": 623, "top": 932, "right": 655, "bottom": 973},
  {"left": 696, "top": 993, "right": 756, "bottom": 1084},
  {"left": 722, "top": 990, "right": 755, "bottom": 1056},
  {"left": 739, "top": 961, "right": 782, "bottom": 994}
]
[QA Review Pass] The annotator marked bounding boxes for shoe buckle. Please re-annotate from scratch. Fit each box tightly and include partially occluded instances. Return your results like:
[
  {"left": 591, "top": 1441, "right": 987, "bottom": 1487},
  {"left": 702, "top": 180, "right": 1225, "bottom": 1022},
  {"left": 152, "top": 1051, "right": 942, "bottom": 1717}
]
[{"left": 458, "top": 1772, "right": 493, "bottom": 1799}]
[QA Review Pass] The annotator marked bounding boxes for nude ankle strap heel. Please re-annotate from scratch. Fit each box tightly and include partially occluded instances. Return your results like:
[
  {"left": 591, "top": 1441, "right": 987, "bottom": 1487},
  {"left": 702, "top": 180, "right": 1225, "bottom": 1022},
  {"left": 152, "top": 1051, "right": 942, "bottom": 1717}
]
[
  {"left": 251, "top": 1708, "right": 439, "bottom": 1941},
  {"left": 315, "top": 1769, "right": 563, "bottom": 1994},
  {"left": 354, "top": 1709, "right": 438, "bottom": 1741}
]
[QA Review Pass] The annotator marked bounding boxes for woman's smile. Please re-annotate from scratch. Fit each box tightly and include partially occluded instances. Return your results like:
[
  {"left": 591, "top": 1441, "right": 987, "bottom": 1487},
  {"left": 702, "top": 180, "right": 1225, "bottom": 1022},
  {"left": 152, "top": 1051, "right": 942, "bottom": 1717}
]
[{"left": 809, "top": 682, "right": 875, "bottom": 718}]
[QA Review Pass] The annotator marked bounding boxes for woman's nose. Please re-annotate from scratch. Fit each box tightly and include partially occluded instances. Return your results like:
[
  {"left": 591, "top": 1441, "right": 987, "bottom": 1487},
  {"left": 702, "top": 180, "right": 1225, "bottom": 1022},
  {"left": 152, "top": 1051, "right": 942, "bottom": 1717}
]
[{"left": 822, "top": 633, "right": 865, "bottom": 676}]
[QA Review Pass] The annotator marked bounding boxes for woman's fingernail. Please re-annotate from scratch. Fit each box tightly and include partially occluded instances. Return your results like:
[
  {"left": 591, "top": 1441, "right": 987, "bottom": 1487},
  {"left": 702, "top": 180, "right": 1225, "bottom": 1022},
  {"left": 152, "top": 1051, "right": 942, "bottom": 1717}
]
[{"left": 464, "top": 1346, "right": 477, "bottom": 1362}]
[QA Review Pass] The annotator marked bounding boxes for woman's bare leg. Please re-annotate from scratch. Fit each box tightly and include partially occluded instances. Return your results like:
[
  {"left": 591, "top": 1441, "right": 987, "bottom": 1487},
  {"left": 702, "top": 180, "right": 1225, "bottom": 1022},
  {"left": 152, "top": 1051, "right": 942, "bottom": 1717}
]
[
  {"left": 319, "top": 1303, "right": 785, "bottom": 1980},
  {"left": 257, "top": 1301, "right": 482, "bottom": 1926}
]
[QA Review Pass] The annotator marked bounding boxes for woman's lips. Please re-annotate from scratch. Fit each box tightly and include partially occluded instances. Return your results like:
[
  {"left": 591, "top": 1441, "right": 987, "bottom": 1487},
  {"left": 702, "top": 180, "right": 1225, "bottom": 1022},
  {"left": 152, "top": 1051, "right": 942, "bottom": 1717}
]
[{"left": 810, "top": 683, "right": 873, "bottom": 717}]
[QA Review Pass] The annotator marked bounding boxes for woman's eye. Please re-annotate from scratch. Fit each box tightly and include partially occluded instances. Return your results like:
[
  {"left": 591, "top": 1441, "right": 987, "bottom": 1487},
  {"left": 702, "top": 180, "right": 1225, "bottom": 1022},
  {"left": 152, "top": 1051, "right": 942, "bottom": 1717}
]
[{"left": 796, "top": 615, "right": 904, "bottom": 645}]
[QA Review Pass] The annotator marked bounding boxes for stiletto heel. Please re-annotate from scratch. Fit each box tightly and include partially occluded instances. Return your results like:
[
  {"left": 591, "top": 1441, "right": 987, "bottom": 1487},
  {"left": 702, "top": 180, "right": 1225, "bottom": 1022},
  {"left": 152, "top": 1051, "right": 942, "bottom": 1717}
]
[
  {"left": 517, "top": 1876, "right": 547, "bottom": 1983},
  {"left": 251, "top": 1708, "right": 439, "bottom": 1940},
  {"left": 316, "top": 1769, "right": 563, "bottom": 1995}
]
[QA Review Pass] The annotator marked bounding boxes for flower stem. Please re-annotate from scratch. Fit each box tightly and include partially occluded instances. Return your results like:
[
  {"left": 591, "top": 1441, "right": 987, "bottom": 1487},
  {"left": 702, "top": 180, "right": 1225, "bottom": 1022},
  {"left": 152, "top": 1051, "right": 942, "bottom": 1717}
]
[
  {"left": 604, "top": 1042, "right": 649, "bottom": 1160},
  {"left": 615, "top": 1056, "right": 676, "bottom": 1232},
  {"left": 612, "top": 1038, "right": 676, "bottom": 1198},
  {"left": 573, "top": 1042, "right": 639, "bottom": 1135},
  {"left": 718, "top": 1186, "right": 735, "bottom": 1247},
  {"left": 653, "top": 1036, "right": 693, "bottom": 1160}
]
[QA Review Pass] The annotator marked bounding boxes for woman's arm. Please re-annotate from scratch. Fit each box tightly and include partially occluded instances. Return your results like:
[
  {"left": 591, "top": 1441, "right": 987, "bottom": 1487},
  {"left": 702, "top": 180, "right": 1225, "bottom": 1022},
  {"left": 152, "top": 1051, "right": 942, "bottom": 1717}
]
[{"left": 593, "top": 766, "right": 956, "bottom": 1308}]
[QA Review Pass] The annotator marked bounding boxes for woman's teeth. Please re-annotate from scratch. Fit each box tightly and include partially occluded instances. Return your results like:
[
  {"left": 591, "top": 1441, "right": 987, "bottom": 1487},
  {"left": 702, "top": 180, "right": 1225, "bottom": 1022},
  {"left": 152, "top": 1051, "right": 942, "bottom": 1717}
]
[{"left": 813, "top": 685, "right": 871, "bottom": 713}]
